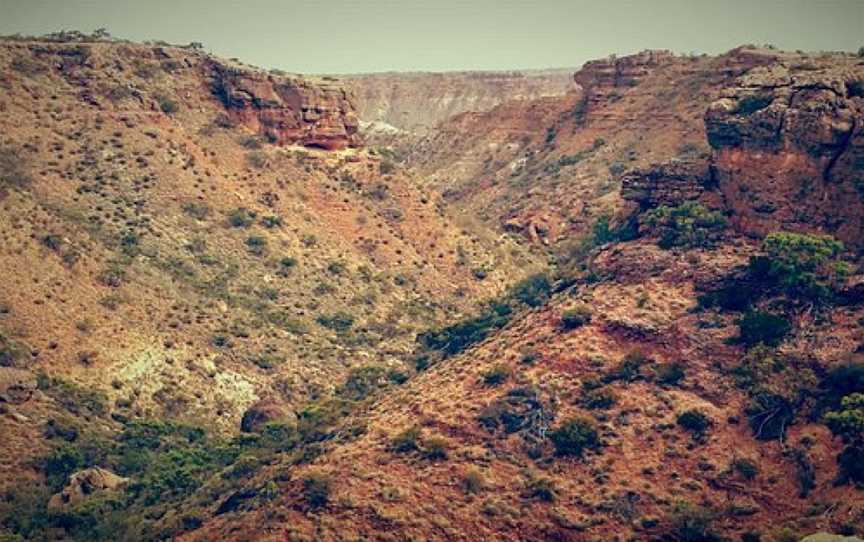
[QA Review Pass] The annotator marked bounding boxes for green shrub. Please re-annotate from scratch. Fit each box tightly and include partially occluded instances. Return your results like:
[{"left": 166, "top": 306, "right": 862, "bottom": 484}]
[
  {"left": 510, "top": 273, "right": 552, "bottom": 308},
  {"left": 302, "top": 473, "right": 331, "bottom": 508},
  {"left": 604, "top": 349, "right": 648, "bottom": 383},
  {"left": 481, "top": 364, "right": 512, "bottom": 386},
  {"left": 581, "top": 386, "right": 616, "bottom": 410},
  {"left": 655, "top": 362, "right": 685, "bottom": 386},
  {"left": 421, "top": 436, "right": 448, "bottom": 461},
  {"left": 337, "top": 366, "right": 396, "bottom": 401},
  {"left": 561, "top": 304, "right": 592, "bottom": 329},
  {"left": 523, "top": 476, "right": 557, "bottom": 502},
  {"left": 390, "top": 426, "right": 421, "bottom": 454},
  {"left": 667, "top": 502, "right": 723, "bottom": 542},
  {"left": 156, "top": 94, "right": 179, "bottom": 115},
  {"left": 643, "top": 201, "right": 726, "bottom": 249},
  {"left": 759, "top": 232, "right": 848, "bottom": 302},
  {"left": 316, "top": 312, "right": 354, "bottom": 333},
  {"left": 731, "top": 457, "right": 759, "bottom": 481},
  {"left": 549, "top": 417, "right": 599, "bottom": 457},
  {"left": 246, "top": 151, "right": 267, "bottom": 169},
  {"left": 181, "top": 202, "right": 210, "bottom": 220},
  {"left": 417, "top": 303, "right": 511, "bottom": 358},
  {"left": 260, "top": 215, "right": 282, "bottom": 228},
  {"left": 245, "top": 236, "right": 267, "bottom": 256},
  {"left": 677, "top": 409, "right": 711, "bottom": 435},
  {"left": 745, "top": 391, "right": 795, "bottom": 441},
  {"left": 734, "top": 311, "right": 790, "bottom": 347},
  {"left": 462, "top": 469, "right": 485, "bottom": 494},
  {"left": 227, "top": 208, "right": 256, "bottom": 228},
  {"left": 41, "top": 444, "right": 85, "bottom": 491}
]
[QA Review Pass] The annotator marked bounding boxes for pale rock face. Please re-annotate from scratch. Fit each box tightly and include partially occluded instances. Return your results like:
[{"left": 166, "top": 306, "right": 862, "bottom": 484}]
[{"left": 48, "top": 468, "right": 129, "bottom": 509}]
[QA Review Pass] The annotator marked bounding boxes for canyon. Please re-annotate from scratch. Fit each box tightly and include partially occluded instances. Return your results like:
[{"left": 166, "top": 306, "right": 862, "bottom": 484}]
[{"left": 0, "top": 33, "right": 862, "bottom": 542}]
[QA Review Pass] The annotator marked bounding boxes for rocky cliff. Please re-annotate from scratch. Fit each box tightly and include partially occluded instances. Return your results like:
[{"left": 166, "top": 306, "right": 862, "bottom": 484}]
[
  {"left": 705, "top": 54, "right": 864, "bottom": 246},
  {"left": 343, "top": 69, "right": 574, "bottom": 136},
  {"left": 209, "top": 60, "right": 361, "bottom": 150}
]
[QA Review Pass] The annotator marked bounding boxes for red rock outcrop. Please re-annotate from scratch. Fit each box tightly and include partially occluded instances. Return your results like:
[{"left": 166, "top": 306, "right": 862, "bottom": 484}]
[
  {"left": 209, "top": 60, "right": 361, "bottom": 150},
  {"left": 573, "top": 50, "right": 675, "bottom": 106},
  {"left": 620, "top": 159, "right": 716, "bottom": 209},
  {"left": 705, "top": 56, "right": 864, "bottom": 245}
]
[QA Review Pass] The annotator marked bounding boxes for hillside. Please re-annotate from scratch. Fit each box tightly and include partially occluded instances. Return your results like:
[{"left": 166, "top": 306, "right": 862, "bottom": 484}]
[
  {"left": 0, "top": 35, "right": 862, "bottom": 542},
  {"left": 0, "top": 34, "right": 544, "bottom": 541}
]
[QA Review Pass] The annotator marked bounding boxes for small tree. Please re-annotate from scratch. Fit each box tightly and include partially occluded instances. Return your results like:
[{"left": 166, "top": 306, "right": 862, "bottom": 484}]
[
  {"left": 549, "top": 417, "right": 599, "bottom": 457},
  {"left": 758, "top": 232, "right": 848, "bottom": 302}
]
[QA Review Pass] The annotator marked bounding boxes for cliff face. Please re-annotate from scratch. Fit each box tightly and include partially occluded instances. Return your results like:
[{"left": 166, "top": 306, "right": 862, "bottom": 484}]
[
  {"left": 705, "top": 56, "right": 864, "bottom": 246},
  {"left": 209, "top": 61, "right": 361, "bottom": 150},
  {"left": 573, "top": 49, "right": 677, "bottom": 107},
  {"left": 343, "top": 70, "right": 574, "bottom": 136}
]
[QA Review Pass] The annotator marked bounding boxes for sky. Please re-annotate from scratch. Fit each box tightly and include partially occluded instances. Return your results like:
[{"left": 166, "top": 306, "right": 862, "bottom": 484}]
[{"left": 0, "top": 0, "right": 862, "bottom": 74}]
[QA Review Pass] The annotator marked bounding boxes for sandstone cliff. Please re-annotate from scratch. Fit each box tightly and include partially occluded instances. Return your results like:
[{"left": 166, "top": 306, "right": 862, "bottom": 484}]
[
  {"left": 209, "top": 60, "right": 361, "bottom": 150},
  {"left": 705, "top": 54, "right": 864, "bottom": 246},
  {"left": 343, "top": 69, "right": 574, "bottom": 137}
]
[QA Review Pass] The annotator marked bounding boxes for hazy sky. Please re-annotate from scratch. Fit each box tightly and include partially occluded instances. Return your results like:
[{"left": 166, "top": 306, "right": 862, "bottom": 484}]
[{"left": 1, "top": 0, "right": 861, "bottom": 73}]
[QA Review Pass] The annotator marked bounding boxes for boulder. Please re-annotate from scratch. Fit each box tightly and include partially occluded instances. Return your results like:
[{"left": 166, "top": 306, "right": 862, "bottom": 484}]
[
  {"left": 0, "top": 367, "right": 37, "bottom": 404},
  {"left": 800, "top": 535, "right": 864, "bottom": 542},
  {"left": 240, "top": 399, "right": 292, "bottom": 433},
  {"left": 48, "top": 467, "right": 128, "bottom": 509}
]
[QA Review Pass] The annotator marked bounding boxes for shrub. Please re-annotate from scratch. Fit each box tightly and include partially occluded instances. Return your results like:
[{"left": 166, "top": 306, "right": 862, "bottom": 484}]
[
  {"left": 667, "top": 502, "right": 723, "bottom": 542},
  {"left": 642, "top": 201, "right": 726, "bottom": 249},
  {"left": 462, "top": 469, "right": 485, "bottom": 494},
  {"left": 523, "top": 476, "right": 557, "bottom": 502},
  {"left": 604, "top": 349, "right": 648, "bottom": 383},
  {"left": 549, "top": 417, "right": 599, "bottom": 457},
  {"left": 316, "top": 312, "right": 354, "bottom": 333},
  {"left": 246, "top": 151, "right": 267, "bottom": 169},
  {"left": 510, "top": 273, "right": 552, "bottom": 308},
  {"left": 745, "top": 391, "right": 796, "bottom": 441},
  {"left": 390, "top": 426, "right": 421, "bottom": 453},
  {"left": 759, "top": 232, "right": 847, "bottom": 302},
  {"left": 677, "top": 409, "right": 711, "bottom": 435},
  {"left": 734, "top": 311, "right": 790, "bottom": 347},
  {"left": 245, "top": 236, "right": 267, "bottom": 256},
  {"left": 181, "top": 202, "right": 210, "bottom": 220},
  {"left": 561, "top": 304, "right": 592, "bottom": 329},
  {"left": 41, "top": 445, "right": 84, "bottom": 491},
  {"left": 421, "top": 436, "right": 448, "bottom": 461},
  {"left": 156, "top": 94, "right": 179, "bottom": 115},
  {"left": 731, "top": 457, "right": 759, "bottom": 481},
  {"left": 417, "top": 303, "right": 511, "bottom": 358},
  {"left": 481, "top": 364, "right": 512, "bottom": 386},
  {"left": 337, "top": 366, "right": 392, "bottom": 401},
  {"left": 227, "top": 208, "right": 256, "bottom": 228},
  {"left": 655, "top": 362, "right": 686, "bottom": 386},
  {"left": 581, "top": 387, "right": 616, "bottom": 410},
  {"left": 302, "top": 473, "right": 331, "bottom": 508},
  {"left": 260, "top": 215, "right": 282, "bottom": 228},
  {"left": 279, "top": 256, "right": 297, "bottom": 270}
]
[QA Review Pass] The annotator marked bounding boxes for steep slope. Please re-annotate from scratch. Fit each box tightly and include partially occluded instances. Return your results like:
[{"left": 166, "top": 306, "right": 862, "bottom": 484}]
[
  {"left": 342, "top": 69, "right": 574, "bottom": 142},
  {"left": 0, "top": 35, "right": 542, "bottom": 534}
]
